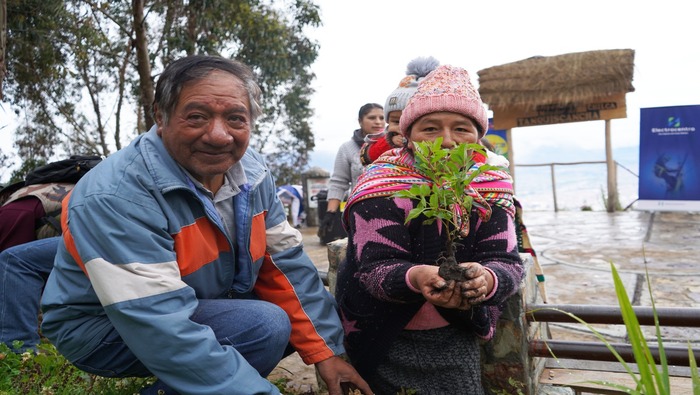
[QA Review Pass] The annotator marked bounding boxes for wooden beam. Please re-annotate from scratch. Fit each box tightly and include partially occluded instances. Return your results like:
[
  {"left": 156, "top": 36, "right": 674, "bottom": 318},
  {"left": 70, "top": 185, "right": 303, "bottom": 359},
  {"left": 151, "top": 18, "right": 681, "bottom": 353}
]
[{"left": 540, "top": 368, "right": 693, "bottom": 395}]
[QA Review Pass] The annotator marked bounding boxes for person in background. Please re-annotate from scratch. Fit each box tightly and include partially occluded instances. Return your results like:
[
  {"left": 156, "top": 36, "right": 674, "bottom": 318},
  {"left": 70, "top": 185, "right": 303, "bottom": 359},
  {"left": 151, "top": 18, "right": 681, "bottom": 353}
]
[
  {"left": 40, "top": 55, "right": 371, "bottom": 395},
  {"left": 276, "top": 184, "right": 305, "bottom": 228},
  {"left": 0, "top": 184, "right": 70, "bottom": 351},
  {"left": 320, "top": 103, "right": 384, "bottom": 242},
  {"left": 1, "top": 158, "right": 100, "bottom": 351},
  {"left": 360, "top": 56, "right": 440, "bottom": 166},
  {"left": 335, "top": 65, "right": 524, "bottom": 394},
  {"left": 0, "top": 182, "right": 73, "bottom": 252}
]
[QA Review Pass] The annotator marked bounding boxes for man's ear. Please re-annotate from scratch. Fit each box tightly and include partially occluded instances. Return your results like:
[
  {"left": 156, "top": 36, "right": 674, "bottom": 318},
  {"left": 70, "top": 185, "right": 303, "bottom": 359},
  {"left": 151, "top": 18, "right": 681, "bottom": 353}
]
[{"left": 153, "top": 105, "right": 164, "bottom": 135}]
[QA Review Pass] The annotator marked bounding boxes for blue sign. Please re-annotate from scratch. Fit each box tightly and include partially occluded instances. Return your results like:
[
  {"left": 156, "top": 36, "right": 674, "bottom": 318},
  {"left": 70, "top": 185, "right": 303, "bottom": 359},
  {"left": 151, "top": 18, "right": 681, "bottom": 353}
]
[
  {"left": 485, "top": 118, "right": 509, "bottom": 160},
  {"left": 637, "top": 105, "right": 700, "bottom": 211}
]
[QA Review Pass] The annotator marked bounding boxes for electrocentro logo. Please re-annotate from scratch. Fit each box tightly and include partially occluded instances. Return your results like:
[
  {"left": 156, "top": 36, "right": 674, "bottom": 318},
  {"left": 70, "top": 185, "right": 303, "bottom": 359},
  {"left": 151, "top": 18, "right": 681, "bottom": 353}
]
[{"left": 651, "top": 115, "right": 695, "bottom": 135}]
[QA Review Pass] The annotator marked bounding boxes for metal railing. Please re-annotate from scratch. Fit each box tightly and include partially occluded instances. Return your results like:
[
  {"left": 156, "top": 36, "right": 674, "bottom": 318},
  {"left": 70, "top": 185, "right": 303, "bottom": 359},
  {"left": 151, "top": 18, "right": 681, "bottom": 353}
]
[
  {"left": 515, "top": 160, "right": 639, "bottom": 212},
  {"left": 527, "top": 303, "right": 700, "bottom": 366}
]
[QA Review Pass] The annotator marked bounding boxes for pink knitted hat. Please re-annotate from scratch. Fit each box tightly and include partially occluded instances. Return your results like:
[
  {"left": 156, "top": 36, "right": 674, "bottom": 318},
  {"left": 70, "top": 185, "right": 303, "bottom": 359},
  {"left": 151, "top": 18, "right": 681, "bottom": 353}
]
[{"left": 399, "top": 65, "right": 488, "bottom": 138}]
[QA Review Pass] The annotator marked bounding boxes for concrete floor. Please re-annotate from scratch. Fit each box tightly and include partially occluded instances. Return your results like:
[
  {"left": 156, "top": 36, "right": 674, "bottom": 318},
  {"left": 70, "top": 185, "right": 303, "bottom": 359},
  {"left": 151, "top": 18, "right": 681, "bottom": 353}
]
[{"left": 269, "top": 210, "right": 700, "bottom": 394}]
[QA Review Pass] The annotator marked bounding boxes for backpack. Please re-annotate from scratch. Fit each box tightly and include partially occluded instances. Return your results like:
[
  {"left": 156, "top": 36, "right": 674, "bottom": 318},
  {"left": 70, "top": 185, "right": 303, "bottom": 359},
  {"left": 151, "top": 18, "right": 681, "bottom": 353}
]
[
  {"left": 25, "top": 155, "right": 103, "bottom": 186},
  {"left": 0, "top": 155, "right": 103, "bottom": 239}
]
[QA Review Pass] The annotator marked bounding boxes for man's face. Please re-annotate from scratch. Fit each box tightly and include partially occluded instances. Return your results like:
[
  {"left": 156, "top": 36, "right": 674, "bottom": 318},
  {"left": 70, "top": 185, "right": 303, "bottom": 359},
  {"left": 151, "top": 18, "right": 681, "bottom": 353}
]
[{"left": 156, "top": 70, "right": 251, "bottom": 192}]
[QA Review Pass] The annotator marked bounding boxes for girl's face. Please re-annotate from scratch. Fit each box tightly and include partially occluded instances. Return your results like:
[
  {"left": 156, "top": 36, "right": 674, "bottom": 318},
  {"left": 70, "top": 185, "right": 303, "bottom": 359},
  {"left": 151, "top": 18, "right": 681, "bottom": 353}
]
[
  {"left": 407, "top": 112, "right": 479, "bottom": 149},
  {"left": 358, "top": 108, "right": 385, "bottom": 135},
  {"left": 386, "top": 110, "right": 401, "bottom": 135}
]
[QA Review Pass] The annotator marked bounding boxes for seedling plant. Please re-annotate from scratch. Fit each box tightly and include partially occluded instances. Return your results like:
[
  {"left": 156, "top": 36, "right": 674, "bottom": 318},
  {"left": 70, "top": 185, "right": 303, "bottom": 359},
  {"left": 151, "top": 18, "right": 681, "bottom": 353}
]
[{"left": 394, "top": 138, "right": 501, "bottom": 283}]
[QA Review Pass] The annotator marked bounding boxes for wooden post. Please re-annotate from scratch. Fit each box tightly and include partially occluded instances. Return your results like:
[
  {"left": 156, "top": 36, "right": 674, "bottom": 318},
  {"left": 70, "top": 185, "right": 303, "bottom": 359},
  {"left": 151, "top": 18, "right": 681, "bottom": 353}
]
[
  {"left": 550, "top": 164, "right": 558, "bottom": 212},
  {"left": 506, "top": 128, "right": 515, "bottom": 192},
  {"left": 605, "top": 120, "right": 618, "bottom": 212}
]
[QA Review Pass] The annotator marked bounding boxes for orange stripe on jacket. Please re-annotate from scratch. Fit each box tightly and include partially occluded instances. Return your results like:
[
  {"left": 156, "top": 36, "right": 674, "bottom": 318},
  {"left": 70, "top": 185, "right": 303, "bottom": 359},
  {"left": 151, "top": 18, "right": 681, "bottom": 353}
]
[
  {"left": 249, "top": 211, "right": 267, "bottom": 262},
  {"left": 173, "top": 217, "right": 230, "bottom": 276},
  {"left": 255, "top": 255, "right": 334, "bottom": 364},
  {"left": 61, "top": 190, "right": 88, "bottom": 276}
]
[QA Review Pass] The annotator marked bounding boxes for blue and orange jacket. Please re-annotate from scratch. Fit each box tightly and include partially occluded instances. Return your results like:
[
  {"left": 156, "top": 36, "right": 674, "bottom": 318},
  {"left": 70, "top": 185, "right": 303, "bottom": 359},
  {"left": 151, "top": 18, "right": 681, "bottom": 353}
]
[{"left": 41, "top": 128, "right": 344, "bottom": 394}]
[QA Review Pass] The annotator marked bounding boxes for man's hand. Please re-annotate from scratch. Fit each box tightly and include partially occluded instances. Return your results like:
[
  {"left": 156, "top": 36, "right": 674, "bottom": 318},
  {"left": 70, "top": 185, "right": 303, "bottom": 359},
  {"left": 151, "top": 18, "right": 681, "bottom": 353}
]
[{"left": 316, "top": 356, "right": 373, "bottom": 395}]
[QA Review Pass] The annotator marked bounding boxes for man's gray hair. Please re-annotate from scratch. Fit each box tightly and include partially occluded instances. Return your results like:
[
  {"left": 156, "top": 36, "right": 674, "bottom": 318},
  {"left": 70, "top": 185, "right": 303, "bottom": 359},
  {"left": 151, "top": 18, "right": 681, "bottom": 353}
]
[{"left": 153, "top": 55, "right": 263, "bottom": 127}]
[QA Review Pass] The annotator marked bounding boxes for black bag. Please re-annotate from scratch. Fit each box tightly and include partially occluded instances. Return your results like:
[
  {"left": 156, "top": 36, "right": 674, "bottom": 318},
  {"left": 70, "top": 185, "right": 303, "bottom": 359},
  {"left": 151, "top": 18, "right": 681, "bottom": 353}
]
[
  {"left": 318, "top": 210, "right": 348, "bottom": 245},
  {"left": 24, "top": 155, "right": 103, "bottom": 186}
]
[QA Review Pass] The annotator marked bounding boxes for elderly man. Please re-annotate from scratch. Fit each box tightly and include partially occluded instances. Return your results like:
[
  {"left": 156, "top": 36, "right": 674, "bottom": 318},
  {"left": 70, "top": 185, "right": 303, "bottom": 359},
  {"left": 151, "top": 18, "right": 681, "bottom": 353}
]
[{"left": 40, "top": 56, "right": 371, "bottom": 395}]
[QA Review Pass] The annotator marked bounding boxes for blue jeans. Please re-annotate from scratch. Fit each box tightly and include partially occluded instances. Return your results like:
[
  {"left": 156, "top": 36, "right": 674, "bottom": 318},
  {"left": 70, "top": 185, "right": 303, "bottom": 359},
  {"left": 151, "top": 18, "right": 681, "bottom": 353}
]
[
  {"left": 73, "top": 298, "right": 293, "bottom": 395},
  {"left": 0, "top": 237, "right": 59, "bottom": 351}
]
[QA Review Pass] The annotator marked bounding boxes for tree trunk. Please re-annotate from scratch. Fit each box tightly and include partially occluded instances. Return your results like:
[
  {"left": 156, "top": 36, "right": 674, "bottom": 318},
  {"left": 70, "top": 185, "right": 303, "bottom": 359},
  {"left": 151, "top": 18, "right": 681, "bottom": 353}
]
[
  {"left": 132, "top": 0, "right": 155, "bottom": 130},
  {"left": 0, "top": 0, "right": 6, "bottom": 100}
]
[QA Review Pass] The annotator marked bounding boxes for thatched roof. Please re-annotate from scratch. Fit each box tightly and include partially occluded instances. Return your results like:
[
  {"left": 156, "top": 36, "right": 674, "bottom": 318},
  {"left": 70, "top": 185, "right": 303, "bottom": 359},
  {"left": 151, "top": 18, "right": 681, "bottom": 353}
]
[{"left": 477, "top": 49, "right": 635, "bottom": 110}]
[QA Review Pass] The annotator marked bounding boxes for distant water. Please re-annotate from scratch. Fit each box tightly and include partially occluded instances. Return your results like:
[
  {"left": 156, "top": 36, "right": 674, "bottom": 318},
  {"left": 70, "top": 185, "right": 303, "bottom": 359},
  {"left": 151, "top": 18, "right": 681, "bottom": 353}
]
[
  {"left": 310, "top": 144, "right": 642, "bottom": 212},
  {"left": 513, "top": 146, "right": 639, "bottom": 212}
]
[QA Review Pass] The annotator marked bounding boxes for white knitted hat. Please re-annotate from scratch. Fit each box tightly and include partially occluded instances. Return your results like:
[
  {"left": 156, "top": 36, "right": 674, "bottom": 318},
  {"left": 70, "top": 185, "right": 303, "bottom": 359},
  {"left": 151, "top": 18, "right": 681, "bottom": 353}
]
[{"left": 384, "top": 57, "right": 440, "bottom": 120}]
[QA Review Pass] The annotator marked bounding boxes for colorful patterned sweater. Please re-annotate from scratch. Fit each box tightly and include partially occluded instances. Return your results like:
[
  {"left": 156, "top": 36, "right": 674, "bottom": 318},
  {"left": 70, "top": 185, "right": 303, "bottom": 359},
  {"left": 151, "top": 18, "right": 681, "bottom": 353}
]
[{"left": 335, "top": 148, "right": 524, "bottom": 378}]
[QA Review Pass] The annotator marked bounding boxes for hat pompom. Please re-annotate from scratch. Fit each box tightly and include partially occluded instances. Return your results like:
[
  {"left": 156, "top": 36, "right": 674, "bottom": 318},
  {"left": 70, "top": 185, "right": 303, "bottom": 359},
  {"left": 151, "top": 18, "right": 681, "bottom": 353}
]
[{"left": 405, "top": 56, "right": 440, "bottom": 79}]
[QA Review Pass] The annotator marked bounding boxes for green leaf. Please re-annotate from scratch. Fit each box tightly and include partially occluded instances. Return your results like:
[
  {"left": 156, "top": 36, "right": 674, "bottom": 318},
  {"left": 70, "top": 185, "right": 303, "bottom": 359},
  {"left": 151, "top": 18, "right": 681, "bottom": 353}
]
[
  {"left": 418, "top": 184, "right": 430, "bottom": 197},
  {"left": 645, "top": 263, "right": 670, "bottom": 393},
  {"left": 529, "top": 306, "right": 641, "bottom": 392},
  {"left": 611, "top": 263, "right": 660, "bottom": 394},
  {"left": 394, "top": 190, "right": 416, "bottom": 199},
  {"left": 429, "top": 193, "right": 438, "bottom": 208},
  {"left": 391, "top": 139, "right": 503, "bottom": 247},
  {"left": 690, "top": 342, "right": 700, "bottom": 395},
  {"left": 405, "top": 207, "right": 424, "bottom": 223}
]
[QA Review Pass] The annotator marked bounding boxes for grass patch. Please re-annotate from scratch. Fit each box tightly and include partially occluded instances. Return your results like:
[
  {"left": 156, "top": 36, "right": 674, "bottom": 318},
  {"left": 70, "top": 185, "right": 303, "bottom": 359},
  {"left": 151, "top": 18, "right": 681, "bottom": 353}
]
[{"left": 1, "top": 341, "right": 311, "bottom": 394}]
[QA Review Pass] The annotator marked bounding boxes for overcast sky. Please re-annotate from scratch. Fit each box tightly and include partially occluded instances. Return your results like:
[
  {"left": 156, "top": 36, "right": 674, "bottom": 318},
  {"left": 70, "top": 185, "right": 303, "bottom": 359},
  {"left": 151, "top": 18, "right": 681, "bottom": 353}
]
[
  {"left": 307, "top": 0, "right": 700, "bottom": 169},
  {"left": 2, "top": 0, "right": 699, "bottom": 181}
]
